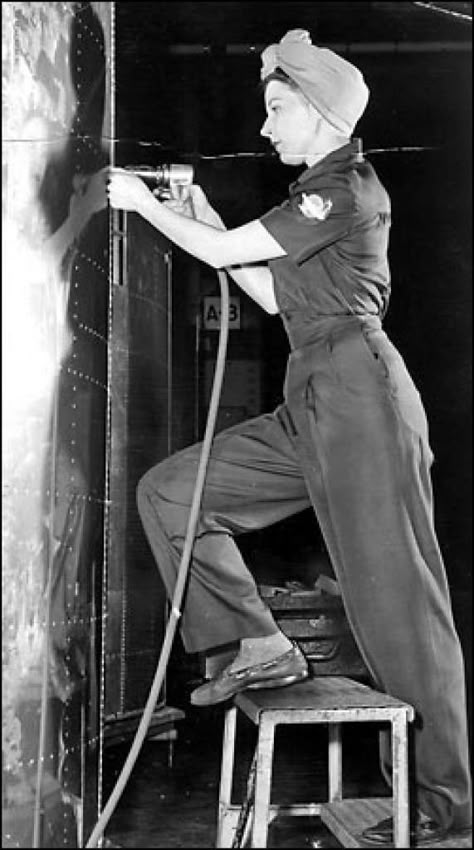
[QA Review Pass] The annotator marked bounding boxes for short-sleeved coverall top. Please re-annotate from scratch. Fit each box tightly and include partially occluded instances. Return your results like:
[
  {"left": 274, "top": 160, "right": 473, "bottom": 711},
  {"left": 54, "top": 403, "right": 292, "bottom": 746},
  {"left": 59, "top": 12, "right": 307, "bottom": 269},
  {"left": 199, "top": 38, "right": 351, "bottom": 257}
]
[
  {"left": 137, "top": 140, "right": 471, "bottom": 830},
  {"left": 261, "top": 138, "right": 391, "bottom": 340}
]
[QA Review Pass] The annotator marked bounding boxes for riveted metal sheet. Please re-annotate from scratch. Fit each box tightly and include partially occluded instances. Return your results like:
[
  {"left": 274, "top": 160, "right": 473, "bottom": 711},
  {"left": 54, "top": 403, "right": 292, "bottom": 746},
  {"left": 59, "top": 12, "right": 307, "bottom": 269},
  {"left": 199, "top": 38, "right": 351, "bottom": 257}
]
[
  {"left": 2, "top": 2, "right": 113, "bottom": 846},
  {"left": 105, "top": 214, "right": 172, "bottom": 722}
]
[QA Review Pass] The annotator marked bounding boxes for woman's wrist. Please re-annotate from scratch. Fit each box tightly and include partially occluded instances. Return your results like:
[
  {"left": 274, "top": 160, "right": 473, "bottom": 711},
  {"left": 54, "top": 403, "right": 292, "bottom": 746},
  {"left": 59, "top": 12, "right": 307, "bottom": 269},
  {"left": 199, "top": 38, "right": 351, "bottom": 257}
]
[
  {"left": 139, "top": 189, "right": 162, "bottom": 219},
  {"left": 203, "top": 206, "right": 226, "bottom": 230}
]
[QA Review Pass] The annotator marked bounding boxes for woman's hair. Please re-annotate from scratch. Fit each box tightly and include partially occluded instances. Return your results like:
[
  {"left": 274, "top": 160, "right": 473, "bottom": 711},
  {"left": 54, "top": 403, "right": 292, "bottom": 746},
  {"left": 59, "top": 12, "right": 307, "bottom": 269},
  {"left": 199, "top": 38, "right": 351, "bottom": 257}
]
[{"left": 260, "top": 66, "right": 300, "bottom": 93}]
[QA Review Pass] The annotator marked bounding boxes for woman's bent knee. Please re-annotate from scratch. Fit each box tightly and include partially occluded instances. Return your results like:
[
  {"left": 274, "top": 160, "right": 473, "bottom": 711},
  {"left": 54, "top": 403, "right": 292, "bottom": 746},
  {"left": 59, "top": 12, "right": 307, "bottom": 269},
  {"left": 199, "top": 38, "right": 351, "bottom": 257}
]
[
  {"left": 136, "top": 461, "right": 167, "bottom": 514},
  {"left": 136, "top": 456, "right": 186, "bottom": 516}
]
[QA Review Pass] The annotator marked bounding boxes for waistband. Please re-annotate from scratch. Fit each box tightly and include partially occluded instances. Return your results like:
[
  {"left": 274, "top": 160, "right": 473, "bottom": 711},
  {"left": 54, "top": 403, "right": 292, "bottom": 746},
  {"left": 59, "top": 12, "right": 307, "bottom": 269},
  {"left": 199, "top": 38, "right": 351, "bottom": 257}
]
[{"left": 281, "top": 312, "right": 383, "bottom": 351}]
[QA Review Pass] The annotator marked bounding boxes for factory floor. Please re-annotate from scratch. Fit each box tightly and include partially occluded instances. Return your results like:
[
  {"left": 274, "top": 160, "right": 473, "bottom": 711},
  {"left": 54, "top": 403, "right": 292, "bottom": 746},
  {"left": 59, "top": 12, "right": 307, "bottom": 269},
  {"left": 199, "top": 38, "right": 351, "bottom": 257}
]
[{"left": 103, "top": 685, "right": 472, "bottom": 849}]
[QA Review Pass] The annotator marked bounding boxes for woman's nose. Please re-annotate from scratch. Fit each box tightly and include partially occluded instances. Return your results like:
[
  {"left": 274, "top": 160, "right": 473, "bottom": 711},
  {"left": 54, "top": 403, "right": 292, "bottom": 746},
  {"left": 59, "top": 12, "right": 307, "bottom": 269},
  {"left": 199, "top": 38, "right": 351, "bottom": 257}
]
[{"left": 260, "top": 116, "right": 271, "bottom": 138}]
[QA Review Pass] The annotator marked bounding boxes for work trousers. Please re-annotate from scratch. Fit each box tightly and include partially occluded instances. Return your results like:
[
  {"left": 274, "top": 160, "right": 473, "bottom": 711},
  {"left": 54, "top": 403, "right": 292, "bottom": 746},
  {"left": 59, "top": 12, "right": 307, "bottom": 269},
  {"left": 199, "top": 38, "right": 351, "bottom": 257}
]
[{"left": 137, "top": 316, "right": 471, "bottom": 830}]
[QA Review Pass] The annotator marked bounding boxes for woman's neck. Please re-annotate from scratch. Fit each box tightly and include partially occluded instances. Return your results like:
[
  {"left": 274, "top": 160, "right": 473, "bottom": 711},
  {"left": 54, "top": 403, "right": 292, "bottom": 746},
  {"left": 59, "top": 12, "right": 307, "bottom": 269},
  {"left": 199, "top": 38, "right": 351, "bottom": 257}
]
[{"left": 305, "top": 135, "right": 350, "bottom": 167}]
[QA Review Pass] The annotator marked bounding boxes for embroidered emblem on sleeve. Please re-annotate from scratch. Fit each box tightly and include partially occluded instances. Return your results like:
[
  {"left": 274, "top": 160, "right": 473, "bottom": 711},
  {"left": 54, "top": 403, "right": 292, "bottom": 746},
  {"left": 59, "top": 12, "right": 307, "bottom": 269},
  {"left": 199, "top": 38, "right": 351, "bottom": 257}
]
[{"left": 298, "top": 193, "right": 333, "bottom": 220}]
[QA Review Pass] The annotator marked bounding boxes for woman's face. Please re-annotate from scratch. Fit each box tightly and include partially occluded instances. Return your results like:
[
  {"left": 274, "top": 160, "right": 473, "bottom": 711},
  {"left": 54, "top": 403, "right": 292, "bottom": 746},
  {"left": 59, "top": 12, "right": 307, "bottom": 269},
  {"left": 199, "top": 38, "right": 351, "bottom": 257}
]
[{"left": 261, "top": 79, "right": 320, "bottom": 166}]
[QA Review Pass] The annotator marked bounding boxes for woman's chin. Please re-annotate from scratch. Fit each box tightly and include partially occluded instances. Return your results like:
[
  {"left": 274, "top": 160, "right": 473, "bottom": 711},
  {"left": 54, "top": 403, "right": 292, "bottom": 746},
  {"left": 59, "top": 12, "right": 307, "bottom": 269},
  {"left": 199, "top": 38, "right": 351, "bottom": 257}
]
[{"left": 279, "top": 151, "right": 306, "bottom": 166}]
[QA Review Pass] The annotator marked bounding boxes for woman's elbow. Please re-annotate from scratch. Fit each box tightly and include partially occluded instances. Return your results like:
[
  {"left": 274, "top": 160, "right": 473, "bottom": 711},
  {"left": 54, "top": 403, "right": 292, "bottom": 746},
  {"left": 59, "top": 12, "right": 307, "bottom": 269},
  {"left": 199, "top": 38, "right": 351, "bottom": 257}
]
[{"left": 259, "top": 293, "right": 279, "bottom": 314}]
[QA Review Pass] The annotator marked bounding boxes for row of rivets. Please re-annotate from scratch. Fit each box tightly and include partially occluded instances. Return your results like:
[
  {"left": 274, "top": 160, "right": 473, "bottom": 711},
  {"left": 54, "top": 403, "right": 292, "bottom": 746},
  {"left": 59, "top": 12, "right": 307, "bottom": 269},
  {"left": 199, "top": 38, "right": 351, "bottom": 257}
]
[
  {"left": 3, "top": 486, "right": 111, "bottom": 504},
  {"left": 75, "top": 248, "right": 108, "bottom": 277}
]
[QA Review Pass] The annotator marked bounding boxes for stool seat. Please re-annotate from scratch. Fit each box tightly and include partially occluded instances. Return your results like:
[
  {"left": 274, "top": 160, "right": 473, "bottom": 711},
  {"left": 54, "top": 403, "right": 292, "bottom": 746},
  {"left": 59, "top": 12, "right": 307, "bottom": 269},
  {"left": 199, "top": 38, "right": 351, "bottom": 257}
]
[
  {"left": 235, "top": 675, "right": 413, "bottom": 719},
  {"left": 217, "top": 676, "right": 414, "bottom": 848}
]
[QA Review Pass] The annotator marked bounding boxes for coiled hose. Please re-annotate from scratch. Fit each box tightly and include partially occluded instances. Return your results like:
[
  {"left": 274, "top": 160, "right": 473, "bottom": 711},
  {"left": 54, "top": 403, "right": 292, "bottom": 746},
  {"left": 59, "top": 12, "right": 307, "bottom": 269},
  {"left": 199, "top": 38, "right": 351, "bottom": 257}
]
[{"left": 86, "top": 267, "right": 230, "bottom": 847}]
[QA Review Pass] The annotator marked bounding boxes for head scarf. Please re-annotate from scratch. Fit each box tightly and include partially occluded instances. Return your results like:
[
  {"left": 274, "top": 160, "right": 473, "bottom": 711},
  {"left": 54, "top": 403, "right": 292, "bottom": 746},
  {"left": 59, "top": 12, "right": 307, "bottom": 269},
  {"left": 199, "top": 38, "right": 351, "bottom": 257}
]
[{"left": 261, "top": 29, "right": 369, "bottom": 136}]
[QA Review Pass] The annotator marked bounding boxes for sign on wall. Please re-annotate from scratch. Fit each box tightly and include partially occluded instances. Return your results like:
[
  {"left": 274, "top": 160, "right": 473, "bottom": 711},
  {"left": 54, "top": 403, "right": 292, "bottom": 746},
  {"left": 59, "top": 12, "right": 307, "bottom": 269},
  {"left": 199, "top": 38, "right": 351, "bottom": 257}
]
[{"left": 203, "top": 295, "right": 241, "bottom": 330}]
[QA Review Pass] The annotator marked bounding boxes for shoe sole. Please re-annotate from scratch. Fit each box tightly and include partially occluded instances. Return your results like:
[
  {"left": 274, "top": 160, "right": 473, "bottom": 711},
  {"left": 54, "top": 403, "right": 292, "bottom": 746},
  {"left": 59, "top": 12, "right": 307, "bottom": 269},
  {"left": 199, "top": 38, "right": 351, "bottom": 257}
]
[
  {"left": 191, "top": 669, "right": 309, "bottom": 706},
  {"left": 246, "top": 670, "right": 309, "bottom": 690}
]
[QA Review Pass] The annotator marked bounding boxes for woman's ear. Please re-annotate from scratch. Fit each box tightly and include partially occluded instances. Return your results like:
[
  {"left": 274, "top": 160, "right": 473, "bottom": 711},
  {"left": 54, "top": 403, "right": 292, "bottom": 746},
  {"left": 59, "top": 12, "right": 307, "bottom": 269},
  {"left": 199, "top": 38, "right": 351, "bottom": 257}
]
[{"left": 300, "top": 94, "right": 319, "bottom": 123}]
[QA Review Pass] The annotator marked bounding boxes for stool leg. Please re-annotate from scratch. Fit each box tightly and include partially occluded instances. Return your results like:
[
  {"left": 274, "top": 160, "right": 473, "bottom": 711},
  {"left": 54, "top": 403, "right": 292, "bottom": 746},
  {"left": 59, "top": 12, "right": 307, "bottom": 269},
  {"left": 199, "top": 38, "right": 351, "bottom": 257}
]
[
  {"left": 251, "top": 717, "right": 275, "bottom": 849},
  {"left": 391, "top": 713, "right": 410, "bottom": 848},
  {"left": 328, "top": 723, "right": 343, "bottom": 802},
  {"left": 217, "top": 706, "right": 238, "bottom": 848}
]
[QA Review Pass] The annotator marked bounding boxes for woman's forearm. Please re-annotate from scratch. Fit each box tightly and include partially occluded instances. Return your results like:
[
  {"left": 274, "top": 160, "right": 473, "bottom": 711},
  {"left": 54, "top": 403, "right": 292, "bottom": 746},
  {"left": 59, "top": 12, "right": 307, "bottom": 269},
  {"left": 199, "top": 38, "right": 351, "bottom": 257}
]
[
  {"left": 138, "top": 192, "right": 234, "bottom": 268},
  {"left": 199, "top": 206, "right": 279, "bottom": 314},
  {"left": 226, "top": 265, "right": 278, "bottom": 314},
  {"left": 107, "top": 172, "right": 283, "bottom": 311},
  {"left": 136, "top": 190, "right": 285, "bottom": 270}
]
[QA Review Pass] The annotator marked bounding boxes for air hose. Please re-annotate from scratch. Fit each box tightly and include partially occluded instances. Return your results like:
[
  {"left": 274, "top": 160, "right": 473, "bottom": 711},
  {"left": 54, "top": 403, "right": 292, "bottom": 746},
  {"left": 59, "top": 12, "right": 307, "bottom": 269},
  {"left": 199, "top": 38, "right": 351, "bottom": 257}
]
[{"left": 86, "top": 267, "right": 230, "bottom": 848}]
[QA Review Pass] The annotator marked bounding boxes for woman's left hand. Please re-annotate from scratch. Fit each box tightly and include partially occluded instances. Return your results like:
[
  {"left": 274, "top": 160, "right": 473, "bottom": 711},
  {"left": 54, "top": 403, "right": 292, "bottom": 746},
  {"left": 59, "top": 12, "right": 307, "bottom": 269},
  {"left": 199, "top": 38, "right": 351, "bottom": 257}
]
[{"left": 107, "top": 168, "right": 154, "bottom": 213}]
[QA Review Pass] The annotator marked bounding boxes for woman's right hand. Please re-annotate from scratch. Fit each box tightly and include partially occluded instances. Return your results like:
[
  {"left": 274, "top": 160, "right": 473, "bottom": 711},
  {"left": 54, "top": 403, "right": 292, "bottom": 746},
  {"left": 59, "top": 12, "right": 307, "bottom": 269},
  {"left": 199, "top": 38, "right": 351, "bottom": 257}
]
[
  {"left": 188, "top": 185, "right": 226, "bottom": 230},
  {"left": 162, "top": 184, "right": 225, "bottom": 230},
  {"left": 190, "top": 183, "right": 225, "bottom": 230},
  {"left": 161, "top": 196, "right": 195, "bottom": 219}
]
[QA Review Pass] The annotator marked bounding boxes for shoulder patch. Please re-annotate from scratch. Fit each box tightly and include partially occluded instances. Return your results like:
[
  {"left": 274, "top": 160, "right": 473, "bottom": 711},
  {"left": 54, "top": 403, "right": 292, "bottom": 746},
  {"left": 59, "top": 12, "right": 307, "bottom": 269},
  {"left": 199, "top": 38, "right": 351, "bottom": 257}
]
[{"left": 298, "top": 193, "right": 333, "bottom": 220}]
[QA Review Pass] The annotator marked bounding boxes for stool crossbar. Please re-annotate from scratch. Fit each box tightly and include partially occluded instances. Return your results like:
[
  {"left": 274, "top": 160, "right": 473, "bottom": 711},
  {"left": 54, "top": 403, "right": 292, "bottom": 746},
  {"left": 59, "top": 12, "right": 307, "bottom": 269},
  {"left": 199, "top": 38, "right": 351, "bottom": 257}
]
[{"left": 216, "top": 676, "right": 414, "bottom": 848}]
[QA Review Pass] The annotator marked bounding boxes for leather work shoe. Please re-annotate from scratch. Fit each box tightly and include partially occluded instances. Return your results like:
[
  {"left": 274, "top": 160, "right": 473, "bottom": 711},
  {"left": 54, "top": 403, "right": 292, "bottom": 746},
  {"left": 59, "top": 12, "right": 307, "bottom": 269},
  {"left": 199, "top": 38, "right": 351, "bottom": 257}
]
[
  {"left": 190, "top": 644, "right": 309, "bottom": 707},
  {"left": 361, "top": 815, "right": 447, "bottom": 846}
]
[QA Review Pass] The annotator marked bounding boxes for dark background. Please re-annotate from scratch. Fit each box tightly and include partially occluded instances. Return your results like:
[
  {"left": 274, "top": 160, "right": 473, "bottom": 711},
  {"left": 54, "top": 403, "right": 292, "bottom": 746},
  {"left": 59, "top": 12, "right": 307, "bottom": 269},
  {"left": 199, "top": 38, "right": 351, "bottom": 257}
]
[{"left": 114, "top": 1, "right": 471, "bottom": 642}]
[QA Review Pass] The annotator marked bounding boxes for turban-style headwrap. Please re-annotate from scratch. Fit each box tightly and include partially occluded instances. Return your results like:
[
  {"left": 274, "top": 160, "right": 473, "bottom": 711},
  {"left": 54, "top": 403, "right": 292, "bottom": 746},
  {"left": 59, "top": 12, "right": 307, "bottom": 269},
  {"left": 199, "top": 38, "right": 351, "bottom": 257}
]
[{"left": 261, "top": 29, "right": 369, "bottom": 136}]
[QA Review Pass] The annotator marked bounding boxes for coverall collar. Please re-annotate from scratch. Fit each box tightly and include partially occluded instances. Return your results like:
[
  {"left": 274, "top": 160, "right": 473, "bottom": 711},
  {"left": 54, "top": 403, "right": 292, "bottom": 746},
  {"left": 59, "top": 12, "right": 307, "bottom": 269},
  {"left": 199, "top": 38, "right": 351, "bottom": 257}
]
[{"left": 290, "top": 138, "right": 363, "bottom": 194}]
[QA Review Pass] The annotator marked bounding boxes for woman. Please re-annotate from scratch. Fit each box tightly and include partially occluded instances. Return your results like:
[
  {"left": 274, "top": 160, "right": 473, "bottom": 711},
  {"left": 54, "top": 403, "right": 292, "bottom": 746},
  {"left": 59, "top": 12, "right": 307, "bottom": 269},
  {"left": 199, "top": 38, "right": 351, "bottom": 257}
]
[{"left": 107, "top": 29, "right": 471, "bottom": 845}]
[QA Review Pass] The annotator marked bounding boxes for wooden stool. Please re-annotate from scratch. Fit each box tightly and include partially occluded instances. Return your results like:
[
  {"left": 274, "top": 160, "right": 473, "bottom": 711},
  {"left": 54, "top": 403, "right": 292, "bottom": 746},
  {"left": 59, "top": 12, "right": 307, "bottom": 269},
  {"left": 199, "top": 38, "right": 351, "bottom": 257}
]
[{"left": 216, "top": 676, "right": 414, "bottom": 848}]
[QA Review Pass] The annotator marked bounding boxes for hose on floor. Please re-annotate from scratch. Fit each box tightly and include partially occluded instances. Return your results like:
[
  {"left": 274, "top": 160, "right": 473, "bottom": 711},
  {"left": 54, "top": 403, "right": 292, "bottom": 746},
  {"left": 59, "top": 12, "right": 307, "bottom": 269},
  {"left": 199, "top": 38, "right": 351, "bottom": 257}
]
[{"left": 86, "top": 268, "right": 230, "bottom": 848}]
